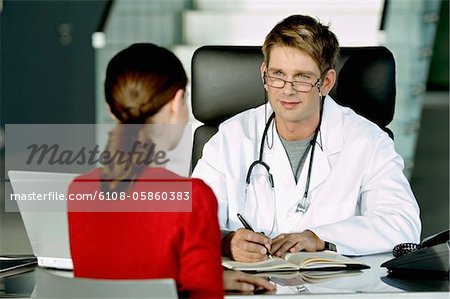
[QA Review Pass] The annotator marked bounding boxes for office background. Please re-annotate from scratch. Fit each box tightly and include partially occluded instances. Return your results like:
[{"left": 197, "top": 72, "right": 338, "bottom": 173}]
[{"left": 0, "top": 0, "right": 448, "bottom": 254}]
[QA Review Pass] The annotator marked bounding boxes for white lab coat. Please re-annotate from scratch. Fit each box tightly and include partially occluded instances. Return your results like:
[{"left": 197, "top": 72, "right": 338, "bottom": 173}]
[{"left": 192, "top": 96, "right": 421, "bottom": 255}]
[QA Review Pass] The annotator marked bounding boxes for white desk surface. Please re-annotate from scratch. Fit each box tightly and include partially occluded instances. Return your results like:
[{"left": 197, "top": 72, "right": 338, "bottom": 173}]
[
  {"left": 1, "top": 253, "right": 448, "bottom": 298},
  {"left": 224, "top": 253, "right": 449, "bottom": 298}
]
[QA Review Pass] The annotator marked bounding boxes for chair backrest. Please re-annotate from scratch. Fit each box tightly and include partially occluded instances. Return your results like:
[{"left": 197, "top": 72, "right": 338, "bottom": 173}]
[
  {"left": 191, "top": 46, "right": 396, "bottom": 171},
  {"left": 35, "top": 268, "right": 178, "bottom": 299}
]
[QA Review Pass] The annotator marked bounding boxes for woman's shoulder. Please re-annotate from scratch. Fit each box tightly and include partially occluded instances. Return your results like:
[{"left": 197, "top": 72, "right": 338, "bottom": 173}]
[
  {"left": 191, "top": 177, "right": 215, "bottom": 195},
  {"left": 191, "top": 179, "right": 218, "bottom": 212}
]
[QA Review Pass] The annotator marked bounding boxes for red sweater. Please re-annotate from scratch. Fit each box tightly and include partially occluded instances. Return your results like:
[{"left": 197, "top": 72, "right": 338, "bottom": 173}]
[{"left": 67, "top": 168, "right": 223, "bottom": 298}]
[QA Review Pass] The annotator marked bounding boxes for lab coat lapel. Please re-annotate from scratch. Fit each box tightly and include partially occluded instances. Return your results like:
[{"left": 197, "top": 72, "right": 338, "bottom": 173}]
[
  {"left": 263, "top": 129, "right": 295, "bottom": 188},
  {"left": 263, "top": 131, "right": 297, "bottom": 235},
  {"left": 308, "top": 96, "right": 343, "bottom": 192},
  {"left": 307, "top": 143, "right": 330, "bottom": 191}
]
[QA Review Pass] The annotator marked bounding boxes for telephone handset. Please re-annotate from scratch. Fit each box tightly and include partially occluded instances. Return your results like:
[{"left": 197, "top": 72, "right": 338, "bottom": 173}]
[
  {"left": 421, "top": 229, "right": 450, "bottom": 247},
  {"left": 392, "top": 229, "right": 450, "bottom": 257},
  {"left": 381, "top": 229, "right": 449, "bottom": 276}
]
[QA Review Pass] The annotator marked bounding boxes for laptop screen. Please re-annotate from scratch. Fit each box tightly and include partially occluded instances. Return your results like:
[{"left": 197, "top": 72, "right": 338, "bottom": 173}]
[{"left": 8, "top": 171, "right": 79, "bottom": 270}]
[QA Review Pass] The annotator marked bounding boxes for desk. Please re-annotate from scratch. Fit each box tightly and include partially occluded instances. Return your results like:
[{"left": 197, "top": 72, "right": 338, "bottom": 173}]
[
  {"left": 1, "top": 253, "right": 448, "bottom": 298},
  {"left": 224, "top": 253, "right": 449, "bottom": 298}
]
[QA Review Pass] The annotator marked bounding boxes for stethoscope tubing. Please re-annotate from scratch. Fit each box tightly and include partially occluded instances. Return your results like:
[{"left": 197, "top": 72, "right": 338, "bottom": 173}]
[{"left": 245, "top": 96, "right": 325, "bottom": 207}]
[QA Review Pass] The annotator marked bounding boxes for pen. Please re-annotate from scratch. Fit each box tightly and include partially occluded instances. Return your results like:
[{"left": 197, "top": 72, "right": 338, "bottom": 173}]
[{"left": 236, "top": 213, "right": 273, "bottom": 259}]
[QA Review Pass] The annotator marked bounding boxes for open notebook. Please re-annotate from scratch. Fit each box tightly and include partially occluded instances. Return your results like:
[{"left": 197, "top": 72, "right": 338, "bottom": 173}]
[{"left": 222, "top": 251, "right": 370, "bottom": 272}]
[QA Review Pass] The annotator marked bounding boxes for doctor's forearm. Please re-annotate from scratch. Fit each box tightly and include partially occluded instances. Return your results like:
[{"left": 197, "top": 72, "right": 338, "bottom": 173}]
[{"left": 310, "top": 214, "right": 420, "bottom": 255}]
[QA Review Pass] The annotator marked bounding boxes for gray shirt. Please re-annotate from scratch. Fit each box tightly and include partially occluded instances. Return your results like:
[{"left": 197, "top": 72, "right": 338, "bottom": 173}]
[{"left": 280, "top": 134, "right": 315, "bottom": 183}]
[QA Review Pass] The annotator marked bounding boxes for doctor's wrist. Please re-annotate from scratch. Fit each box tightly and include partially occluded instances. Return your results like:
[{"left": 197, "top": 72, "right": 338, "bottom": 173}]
[{"left": 305, "top": 230, "right": 326, "bottom": 251}]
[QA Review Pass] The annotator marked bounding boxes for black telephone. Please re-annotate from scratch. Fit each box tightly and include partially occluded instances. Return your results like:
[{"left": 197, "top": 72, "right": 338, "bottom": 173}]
[{"left": 381, "top": 229, "right": 449, "bottom": 277}]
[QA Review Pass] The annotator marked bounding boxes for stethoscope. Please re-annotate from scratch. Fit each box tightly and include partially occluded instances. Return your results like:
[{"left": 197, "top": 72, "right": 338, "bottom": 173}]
[{"left": 244, "top": 94, "right": 325, "bottom": 214}]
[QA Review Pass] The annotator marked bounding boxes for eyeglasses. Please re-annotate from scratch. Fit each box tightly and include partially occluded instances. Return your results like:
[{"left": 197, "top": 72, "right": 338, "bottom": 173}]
[{"left": 265, "top": 74, "right": 321, "bottom": 93}]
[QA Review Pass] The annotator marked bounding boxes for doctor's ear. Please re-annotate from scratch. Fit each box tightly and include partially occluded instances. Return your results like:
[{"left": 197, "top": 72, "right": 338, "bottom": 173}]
[
  {"left": 260, "top": 63, "right": 268, "bottom": 89},
  {"left": 319, "top": 69, "right": 336, "bottom": 96}
]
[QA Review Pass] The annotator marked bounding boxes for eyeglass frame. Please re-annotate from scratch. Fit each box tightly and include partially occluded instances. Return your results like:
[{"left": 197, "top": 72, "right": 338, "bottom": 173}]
[{"left": 264, "top": 69, "right": 329, "bottom": 93}]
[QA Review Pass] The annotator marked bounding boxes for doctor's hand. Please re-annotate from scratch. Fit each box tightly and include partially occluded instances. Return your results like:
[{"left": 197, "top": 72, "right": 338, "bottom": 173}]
[
  {"left": 271, "top": 230, "right": 325, "bottom": 257},
  {"left": 223, "top": 228, "right": 272, "bottom": 262}
]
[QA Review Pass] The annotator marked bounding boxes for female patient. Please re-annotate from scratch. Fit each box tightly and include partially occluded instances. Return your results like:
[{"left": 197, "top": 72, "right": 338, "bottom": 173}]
[
  {"left": 67, "top": 43, "right": 221, "bottom": 298},
  {"left": 67, "top": 43, "right": 273, "bottom": 298}
]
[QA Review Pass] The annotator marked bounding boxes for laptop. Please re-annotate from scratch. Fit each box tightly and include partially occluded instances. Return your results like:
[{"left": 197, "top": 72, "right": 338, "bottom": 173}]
[{"left": 8, "top": 170, "right": 79, "bottom": 270}]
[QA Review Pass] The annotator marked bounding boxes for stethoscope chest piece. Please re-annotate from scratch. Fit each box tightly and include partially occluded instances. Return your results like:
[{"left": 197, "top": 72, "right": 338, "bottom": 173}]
[{"left": 295, "top": 195, "right": 310, "bottom": 214}]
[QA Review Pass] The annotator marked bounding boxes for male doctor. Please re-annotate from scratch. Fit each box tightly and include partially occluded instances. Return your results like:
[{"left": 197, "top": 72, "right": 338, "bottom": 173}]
[{"left": 192, "top": 15, "right": 421, "bottom": 262}]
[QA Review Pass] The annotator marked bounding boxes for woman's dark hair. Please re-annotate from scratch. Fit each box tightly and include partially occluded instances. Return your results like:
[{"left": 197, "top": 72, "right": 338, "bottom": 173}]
[{"left": 101, "top": 43, "right": 187, "bottom": 192}]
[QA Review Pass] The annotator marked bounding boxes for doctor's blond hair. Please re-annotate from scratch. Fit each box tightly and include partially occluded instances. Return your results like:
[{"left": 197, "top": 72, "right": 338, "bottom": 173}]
[{"left": 262, "top": 15, "right": 339, "bottom": 75}]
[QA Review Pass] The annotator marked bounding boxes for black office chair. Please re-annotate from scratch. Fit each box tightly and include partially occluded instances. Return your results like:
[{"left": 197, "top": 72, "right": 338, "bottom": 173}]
[{"left": 191, "top": 46, "right": 396, "bottom": 171}]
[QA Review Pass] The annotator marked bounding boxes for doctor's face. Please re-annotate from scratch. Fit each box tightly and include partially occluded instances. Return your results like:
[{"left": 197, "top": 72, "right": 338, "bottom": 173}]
[{"left": 261, "top": 46, "right": 322, "bottom": 128}]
